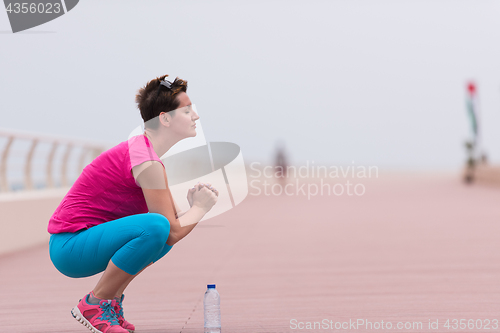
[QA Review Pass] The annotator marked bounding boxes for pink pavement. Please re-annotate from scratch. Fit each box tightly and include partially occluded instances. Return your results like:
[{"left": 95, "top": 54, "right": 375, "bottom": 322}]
[{"left": 1, "top": 173, "right": 499, "bottom": 332}]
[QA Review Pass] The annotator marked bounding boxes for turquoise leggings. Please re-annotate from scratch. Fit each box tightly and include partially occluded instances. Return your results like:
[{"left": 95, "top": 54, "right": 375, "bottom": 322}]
[{"left": 49, "top": 213, "right": 173, "bottom": 277}]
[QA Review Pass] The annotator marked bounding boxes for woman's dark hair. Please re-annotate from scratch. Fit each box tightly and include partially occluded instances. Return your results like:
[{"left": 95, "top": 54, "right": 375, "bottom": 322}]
[{"left": 135, "top": 74, "right": 188, "bottom": 129}]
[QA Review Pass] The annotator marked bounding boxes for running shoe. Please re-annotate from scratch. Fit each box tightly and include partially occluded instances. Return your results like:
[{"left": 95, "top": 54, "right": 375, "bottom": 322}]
[
  {"left": 71, "top": 292, "right": 128, "bottom": 333},
  {"left": 114, "top": 294, "right": 135, "bottom": 333}
]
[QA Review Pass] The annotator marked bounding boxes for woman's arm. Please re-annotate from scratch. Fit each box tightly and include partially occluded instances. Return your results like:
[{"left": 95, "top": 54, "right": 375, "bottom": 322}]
[
  {"left": 172, "top": 197, "right": 187, "bottom": 218},
  {"left": 134, "top": 162, "right": 188, "bottom": 219},
  {"left": 133, "top": 161, "right": 217, "bottom": 246}
]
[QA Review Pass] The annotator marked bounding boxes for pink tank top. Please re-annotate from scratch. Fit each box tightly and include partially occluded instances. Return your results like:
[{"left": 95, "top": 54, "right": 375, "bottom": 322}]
[{"left": 48, "top": 135, "right": 164, "bottom": 234}]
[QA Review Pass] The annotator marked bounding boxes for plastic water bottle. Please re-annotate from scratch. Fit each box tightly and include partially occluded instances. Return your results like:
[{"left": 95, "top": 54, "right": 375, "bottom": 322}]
[{"left": 204, "top": 284, "right": 221, "bottom": 333}]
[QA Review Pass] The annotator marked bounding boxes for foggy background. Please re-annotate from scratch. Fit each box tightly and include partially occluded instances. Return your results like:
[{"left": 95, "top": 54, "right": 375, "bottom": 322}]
[{"left": 1, "top": 0, "right": 499, "bottom": 170}]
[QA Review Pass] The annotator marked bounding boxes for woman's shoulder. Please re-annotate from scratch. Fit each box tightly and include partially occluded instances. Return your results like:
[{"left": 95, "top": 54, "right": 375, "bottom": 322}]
[
  {"left": 127, "top": 134, "right": 154, "bottom": 150},
  {"left": 127, "top": 135, "right": 164, "bottom": 169}
]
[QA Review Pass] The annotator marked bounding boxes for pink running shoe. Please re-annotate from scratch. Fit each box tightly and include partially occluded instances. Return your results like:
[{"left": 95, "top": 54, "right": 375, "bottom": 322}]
[
  {"left": 114, "top": 294, "right": 135, "bottom": 333},
  {"left": 71, "top": 293, "right": 128, "bottom": 333}
]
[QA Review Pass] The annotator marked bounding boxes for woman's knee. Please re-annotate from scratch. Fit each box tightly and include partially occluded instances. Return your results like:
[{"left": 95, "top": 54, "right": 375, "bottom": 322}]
[{"left": 143, "top": 213, "right": 170, "bottom": 243}]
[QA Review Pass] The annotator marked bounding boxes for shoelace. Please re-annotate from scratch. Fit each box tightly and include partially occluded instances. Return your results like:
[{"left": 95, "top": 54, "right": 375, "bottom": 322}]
[
  {"left": 97, "top": 300, "right": 120, "bottom": 325},
  {"left": 115, "top": 300, "right": 124, "bottom": 318}
]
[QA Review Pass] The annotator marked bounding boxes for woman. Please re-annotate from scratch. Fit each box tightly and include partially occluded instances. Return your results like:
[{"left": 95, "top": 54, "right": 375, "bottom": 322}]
[{"left": 48, "top": 75, "right": 218, "bottom": 333}]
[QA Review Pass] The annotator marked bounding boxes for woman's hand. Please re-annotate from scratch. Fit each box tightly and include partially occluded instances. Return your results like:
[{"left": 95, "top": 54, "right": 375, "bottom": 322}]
[
  {"left": 199, "top": 182, "right": 219, "bottom": 196},
  {"left": 190, "top": 182, "right": 218, "bottom": 212},
  {"left": 187, "top": 188, "right": 196, "bottom": 207},
  {"left": 187, "top": 182, "right": 219, "bottom": 207}
]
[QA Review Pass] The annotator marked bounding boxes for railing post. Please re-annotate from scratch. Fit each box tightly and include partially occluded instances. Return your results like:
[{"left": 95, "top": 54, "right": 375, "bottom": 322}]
[
  {"left": 78, "top": 147, "right": 88, "bottom": 174},
  {"left": 24, "top": 139, "right": 38, "bottom": 190},
  {"left": 46, "top": 141, "right": 58, "bottom": 188},
  {"left": 91, "top": 147, "right": 102, "bottom": 161},
  {"left": 61, "top": 144, "right": 72, "bottom": 187},
  {"left": 0, "top": 136, "right": 14, "bottom": 192}
]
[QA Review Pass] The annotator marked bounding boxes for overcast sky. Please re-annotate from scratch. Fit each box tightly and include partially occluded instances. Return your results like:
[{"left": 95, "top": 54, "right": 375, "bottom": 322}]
[{"left": 1, "top": 0, "right": 499, "bottom": 171}]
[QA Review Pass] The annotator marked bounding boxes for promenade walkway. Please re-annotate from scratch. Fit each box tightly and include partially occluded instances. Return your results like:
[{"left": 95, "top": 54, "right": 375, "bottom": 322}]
[{"left": 1, "top": 173, "right": 499, "bottom": 332}]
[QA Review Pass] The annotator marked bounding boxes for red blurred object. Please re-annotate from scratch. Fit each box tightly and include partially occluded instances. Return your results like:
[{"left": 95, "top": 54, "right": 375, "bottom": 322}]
[{"left": 467, "top": 82, "right": 476, "bottom": 95}]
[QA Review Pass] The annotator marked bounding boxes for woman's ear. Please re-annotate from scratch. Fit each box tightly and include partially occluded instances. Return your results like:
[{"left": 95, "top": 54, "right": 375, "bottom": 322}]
[{"left": 159, "top": 112, "right": 171, "bottom": 127}]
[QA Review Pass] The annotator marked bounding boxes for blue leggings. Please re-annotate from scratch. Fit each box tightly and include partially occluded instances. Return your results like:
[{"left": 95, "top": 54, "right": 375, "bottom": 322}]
[{"left": 49, "top": 213, "right": 173, "bottom": 278}]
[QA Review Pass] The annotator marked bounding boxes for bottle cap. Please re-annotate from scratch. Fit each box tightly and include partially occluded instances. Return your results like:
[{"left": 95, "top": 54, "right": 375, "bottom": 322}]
[{"left": 207, "top": 284, "right": 216, "bottom": 289}]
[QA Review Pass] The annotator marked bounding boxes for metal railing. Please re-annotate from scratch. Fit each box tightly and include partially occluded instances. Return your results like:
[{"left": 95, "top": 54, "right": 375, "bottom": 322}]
[{"left": 0, "top": 128, "right": 111, "bottom": 192}]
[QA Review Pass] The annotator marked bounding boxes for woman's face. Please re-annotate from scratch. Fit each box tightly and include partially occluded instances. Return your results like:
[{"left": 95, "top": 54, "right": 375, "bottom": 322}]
[{"left": 164, "top": 92, "right": 200, "bottom": 138}]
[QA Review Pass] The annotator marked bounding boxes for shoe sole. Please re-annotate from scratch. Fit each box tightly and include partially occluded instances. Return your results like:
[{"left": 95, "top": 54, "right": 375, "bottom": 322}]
[{"left": 71, "top": 305, "right": 106, "bottom": 333}]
